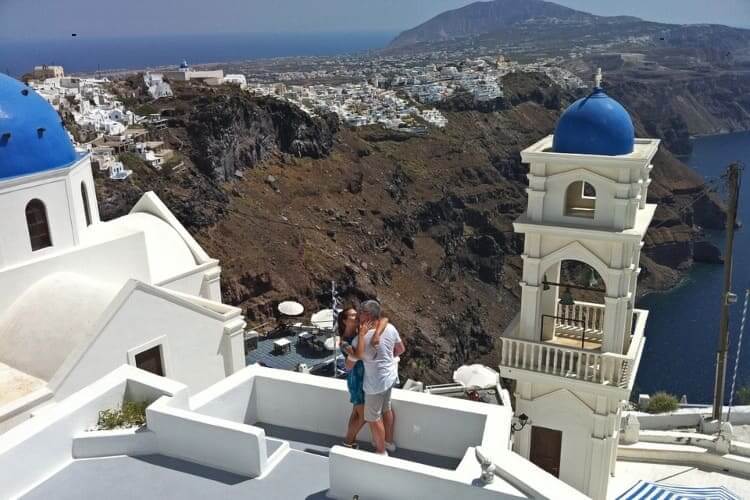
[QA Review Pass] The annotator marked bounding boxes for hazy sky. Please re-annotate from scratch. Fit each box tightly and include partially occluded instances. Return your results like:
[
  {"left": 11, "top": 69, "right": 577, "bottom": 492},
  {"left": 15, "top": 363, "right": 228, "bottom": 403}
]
[{"left": 1, "top": 0, "right": 748, "bottom": 40}]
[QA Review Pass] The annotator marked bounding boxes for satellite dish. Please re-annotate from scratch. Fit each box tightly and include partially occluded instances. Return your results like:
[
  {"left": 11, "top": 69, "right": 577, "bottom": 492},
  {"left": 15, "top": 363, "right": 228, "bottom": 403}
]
[
  {"left": 311, "top": 309, "right": 335, "bottom": 329},
  {"left": 278, "top": 301, "right": 304, "bottom": 317}
]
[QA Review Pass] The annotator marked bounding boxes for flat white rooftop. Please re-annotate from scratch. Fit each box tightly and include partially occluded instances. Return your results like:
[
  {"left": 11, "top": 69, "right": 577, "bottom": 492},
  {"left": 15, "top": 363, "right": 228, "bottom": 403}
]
[
  {"left": 22, "top": 453, "right": 331, "bottom": 500},
  {"left": 0, "top": 362, "right": 45, "bottom": 406},
  {"left": 1, "top": 365, "right": 587, "bottom": 500}
]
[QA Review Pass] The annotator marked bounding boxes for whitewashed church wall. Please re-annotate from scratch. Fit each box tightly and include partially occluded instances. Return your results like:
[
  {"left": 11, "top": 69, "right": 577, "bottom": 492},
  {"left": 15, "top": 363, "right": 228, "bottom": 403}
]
[
  {"left": 0, "top": 176, "right": 76, "bottom": 267},
  {"left": 65, "top": 159, "right": 100, "bottom": 233},
  {"left": 157, "top": 266, "right": 215, "bottom": 298},
  {"left": 516, "top": 393, "right": 595, "bottom": 493},
  {"left": 0, "top": 233, "right": 150, "bottom": 312},
  {"left": 53, "top": 288, "right": 228, "bottom": 399}
]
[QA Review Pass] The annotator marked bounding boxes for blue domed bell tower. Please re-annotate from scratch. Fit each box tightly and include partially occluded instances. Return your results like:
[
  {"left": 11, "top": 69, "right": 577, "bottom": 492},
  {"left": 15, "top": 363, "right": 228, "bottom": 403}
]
[
  {"left": 498, "top": 70, "right": 661, "bottom": 499},
  {"left": 0, "top": 73, "right": 99, "bottom": 269},
  {"left": 552, "top": 70, "right": 635, "bottom": 156}
]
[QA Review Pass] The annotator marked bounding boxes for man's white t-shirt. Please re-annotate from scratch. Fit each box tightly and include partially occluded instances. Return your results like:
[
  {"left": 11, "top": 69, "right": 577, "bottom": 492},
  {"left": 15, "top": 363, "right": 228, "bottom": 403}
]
[{"left": 360, "top": 323, "right": 401, "bottom": 395}]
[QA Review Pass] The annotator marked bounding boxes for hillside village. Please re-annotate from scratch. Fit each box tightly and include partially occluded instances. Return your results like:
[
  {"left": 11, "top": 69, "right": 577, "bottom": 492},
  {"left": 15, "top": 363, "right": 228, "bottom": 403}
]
[{"left": 26, "top": 53, "right": 584, "bottom": 181}]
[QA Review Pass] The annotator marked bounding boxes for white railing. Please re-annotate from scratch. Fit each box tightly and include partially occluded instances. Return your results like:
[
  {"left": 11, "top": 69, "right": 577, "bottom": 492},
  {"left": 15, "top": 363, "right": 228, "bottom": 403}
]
[
  {"left": 500, "top": 337, "right": 626, "bottom": 386},
  {"left": 500, "top": 309, "right": 648, "bottom": 390},
  {"left": 554, "top": 301, "right": 605, "bottom": 341}
]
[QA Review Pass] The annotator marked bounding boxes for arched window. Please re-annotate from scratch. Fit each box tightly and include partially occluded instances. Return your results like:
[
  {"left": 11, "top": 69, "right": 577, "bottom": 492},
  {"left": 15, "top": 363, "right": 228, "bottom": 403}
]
[
  {"left": 565, "top": 181, "right": 596, "bottom": 218},
  {"left": 81, "top": 182, "right": 92, "bottom": 226},
  {"left": 25, "top": 199, "right": 52, "bottom": 251}
]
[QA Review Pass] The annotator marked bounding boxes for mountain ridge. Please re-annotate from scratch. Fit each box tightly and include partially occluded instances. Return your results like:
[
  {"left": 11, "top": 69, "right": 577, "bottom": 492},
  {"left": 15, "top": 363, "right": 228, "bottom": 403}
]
[
  {"left": 388, "top": 0, "right": 750, "bottom": 51},
  {"left": 390, "top": 0, "right": 641, "bottom": 48}
]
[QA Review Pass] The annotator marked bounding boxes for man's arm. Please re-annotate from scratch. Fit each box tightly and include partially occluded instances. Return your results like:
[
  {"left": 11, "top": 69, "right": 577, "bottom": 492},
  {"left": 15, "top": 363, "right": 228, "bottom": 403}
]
[
  {"left": 393, "top": 340, "right": 405, "bottom": 358},
  {"left": 371, "top": 316, "right": 389, "bottom": 348},
  {"left": 354, "top": 321, "right": 370, "bottom": 361}
]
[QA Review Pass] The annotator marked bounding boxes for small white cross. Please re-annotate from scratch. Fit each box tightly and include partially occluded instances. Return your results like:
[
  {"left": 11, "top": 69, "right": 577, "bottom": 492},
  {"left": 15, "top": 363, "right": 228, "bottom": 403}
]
[{"left": 594, "top": 68, "right": 603, "bottom": 88}]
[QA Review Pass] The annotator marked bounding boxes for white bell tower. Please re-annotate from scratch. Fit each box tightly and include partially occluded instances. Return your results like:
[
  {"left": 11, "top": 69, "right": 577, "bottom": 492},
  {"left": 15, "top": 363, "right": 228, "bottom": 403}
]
[{"left": 498, "top": 74, "right": 660, "bottom": 499}]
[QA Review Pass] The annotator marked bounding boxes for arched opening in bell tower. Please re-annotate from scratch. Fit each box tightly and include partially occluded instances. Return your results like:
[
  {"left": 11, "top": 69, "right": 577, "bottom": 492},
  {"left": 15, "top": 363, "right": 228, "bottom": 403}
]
[
  {"left": 540, "top": 259, "right": 606, "bottom": 351},
  {"left": 564, "top": 181, "right": 596, "bottom": 218}
]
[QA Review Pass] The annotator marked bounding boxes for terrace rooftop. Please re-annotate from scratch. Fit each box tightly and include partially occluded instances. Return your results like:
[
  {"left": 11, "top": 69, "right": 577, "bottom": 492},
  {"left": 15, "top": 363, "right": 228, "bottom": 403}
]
[
  {"left": 1, "top": 365, "right": 587, "bottom": 500},
  {"left": 22, "top": 453, "right": 330, "bottom": 500}
]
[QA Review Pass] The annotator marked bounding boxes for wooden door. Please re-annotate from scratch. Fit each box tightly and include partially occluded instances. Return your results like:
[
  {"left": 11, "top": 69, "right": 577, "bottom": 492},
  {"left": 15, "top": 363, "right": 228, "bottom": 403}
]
[
  {"left": 135, "top": 345, "right": 164, "bottom": 376},
  {"left": 530, "top": 426, "right": 562, "bottom": 478}
]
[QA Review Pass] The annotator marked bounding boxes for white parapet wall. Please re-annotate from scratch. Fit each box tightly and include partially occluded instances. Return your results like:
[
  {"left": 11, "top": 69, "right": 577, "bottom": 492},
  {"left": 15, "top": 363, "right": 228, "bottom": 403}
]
[
  {"left": 0, "top": 366, "right": 186, "bottom": 499},
  {"left": 0, "top": 364, "right": 592, "bottom": 500},
  {"left": 191, "top": 364, "right": 502, "bottom": 461},
  {"left": 72, "top": 427, "right": 158, "bottom": 459},
  {"left": 146, "top": 393, "right": 272, "bottom": 478},
  {"left": 190, "top": 365, "right": 589, "bottom": 500},
  {"left": 624, "top": 406, "right": 750, "bottom": 430}
]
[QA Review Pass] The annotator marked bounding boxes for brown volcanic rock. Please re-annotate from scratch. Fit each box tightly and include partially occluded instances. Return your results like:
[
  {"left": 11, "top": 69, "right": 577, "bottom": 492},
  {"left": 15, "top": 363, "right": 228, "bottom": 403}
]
[{"left": 187, "top": 93, "right": 337, "bottom": 181}]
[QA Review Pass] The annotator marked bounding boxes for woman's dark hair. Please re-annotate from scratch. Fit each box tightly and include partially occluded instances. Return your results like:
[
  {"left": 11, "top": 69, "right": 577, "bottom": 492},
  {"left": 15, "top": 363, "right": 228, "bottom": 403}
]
[{"left": 337, "top": 304, "right": 359, "bottom": 338}]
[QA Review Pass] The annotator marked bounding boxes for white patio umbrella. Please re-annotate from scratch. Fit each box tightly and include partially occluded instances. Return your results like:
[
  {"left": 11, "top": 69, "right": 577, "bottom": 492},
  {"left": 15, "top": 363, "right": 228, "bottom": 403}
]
[
  {"left": 278, "top": 301, "right": 304, "bottom": 317},
  {"left": 453, "top": 364, "right": 500, "bottom": 389},
  {"left": 311, "top": 309, "right": 335, "bottom": 329}
]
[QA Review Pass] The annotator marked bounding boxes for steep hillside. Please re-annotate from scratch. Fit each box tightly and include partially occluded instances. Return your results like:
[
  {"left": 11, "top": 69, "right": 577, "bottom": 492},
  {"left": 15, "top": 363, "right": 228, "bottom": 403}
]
[{"left": 98, "top": 74, "right": 724, "bottom": 384}]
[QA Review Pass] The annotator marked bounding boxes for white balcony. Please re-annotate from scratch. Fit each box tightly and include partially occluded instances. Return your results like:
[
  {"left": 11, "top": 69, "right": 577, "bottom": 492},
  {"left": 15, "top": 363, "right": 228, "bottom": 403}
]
[
  {"left": 549, "top": 301, "right": 605, "bottom": 350},
  {"left": 499, "top": 306, "right": 647, "bottom": 394}
]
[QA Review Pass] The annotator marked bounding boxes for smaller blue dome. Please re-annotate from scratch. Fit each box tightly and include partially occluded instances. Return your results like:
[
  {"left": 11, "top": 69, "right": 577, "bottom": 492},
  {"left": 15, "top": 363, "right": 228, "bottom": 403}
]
[
  {"left": 553, "top": 88, "right": 635, "bottom": 156},
  {"left": 180, "top": 60, "right": 189, "bottom": 69},
  {"left": 0, "top": 73, "right": 77, "bottom": 180}
]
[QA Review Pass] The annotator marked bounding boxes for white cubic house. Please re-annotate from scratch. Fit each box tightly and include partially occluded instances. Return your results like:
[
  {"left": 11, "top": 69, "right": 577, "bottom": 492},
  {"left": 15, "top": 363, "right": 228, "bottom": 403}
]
[{"left": 0, "top": 73, "right": 246, "bottom": 432}]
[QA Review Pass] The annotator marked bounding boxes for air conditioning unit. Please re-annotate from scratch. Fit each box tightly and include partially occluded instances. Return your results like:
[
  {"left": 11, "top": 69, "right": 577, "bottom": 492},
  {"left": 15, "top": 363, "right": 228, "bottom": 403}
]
[{"left": 273, "top": 338, "right": 292, "bottom": 355}]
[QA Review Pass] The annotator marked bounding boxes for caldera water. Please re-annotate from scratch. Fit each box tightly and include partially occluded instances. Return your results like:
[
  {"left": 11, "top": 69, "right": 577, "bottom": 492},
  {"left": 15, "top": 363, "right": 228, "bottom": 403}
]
[{"left": 636, "top": 131, "right": 750, "bottom": 403}]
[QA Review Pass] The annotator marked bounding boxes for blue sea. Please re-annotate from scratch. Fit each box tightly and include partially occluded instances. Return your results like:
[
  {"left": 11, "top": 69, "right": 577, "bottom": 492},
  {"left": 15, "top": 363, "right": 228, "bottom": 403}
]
[
  {"left": 0, "top": 32, "right": 396, "bottom": 77},
  {"left": 636, "top": 131, "right": 750, "bottom": 404}
]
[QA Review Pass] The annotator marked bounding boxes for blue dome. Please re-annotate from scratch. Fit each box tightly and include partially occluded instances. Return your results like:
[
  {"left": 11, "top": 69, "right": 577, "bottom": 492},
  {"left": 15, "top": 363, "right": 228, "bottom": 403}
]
[
  {"left": 0, "top": 73, "right": 77, "bottom": 180},
  {"left": 180, "top": 60, "right": 189, "bottom": 69},
  {"left": 553, "top": 87, "right": 635, "bottom": 156}
]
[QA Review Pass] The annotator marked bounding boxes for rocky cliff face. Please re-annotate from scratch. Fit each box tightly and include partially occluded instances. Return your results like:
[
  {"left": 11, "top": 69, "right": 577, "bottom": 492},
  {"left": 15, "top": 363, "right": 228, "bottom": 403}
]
[
  {"left": 99, "top": 73, "right": 725, "bottom": 385},
  {"left": 186, "top": 93, "right": 338, "bottom": 181},
  {"left": 97, "top": 83, "right": 337, "bottom": 227},
  {"left": 607, "top": 77, "right": 750, "bottom": 156}
]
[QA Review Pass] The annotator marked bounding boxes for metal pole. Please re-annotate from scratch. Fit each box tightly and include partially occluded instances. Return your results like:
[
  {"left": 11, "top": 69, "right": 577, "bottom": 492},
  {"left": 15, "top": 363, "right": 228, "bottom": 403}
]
[
  {"left": 728, "top": 289, "right": 750, "bottom": 422},
  {"left": 713, "top": 163, "right": 742, "bottom": 421}
]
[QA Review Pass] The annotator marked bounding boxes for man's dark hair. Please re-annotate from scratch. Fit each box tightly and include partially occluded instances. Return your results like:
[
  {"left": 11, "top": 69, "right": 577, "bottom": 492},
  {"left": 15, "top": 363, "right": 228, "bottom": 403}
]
[{"left": 359, "top": 300, "right": 381, "bottom": 319}]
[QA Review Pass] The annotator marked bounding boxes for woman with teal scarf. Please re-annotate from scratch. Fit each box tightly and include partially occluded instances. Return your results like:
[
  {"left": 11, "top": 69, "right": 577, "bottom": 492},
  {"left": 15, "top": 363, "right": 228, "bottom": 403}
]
[{"left": 339, "top": 304, "right": 389, "bottom": 448}]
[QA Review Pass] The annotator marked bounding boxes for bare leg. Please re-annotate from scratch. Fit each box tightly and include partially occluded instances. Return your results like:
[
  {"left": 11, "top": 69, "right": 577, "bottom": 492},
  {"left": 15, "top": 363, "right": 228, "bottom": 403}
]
[
  {"left": 368, "top": 419, "right": 386, "bottom": 453},
  {"left": 383, "top": 408, "right": 395, "bottom": 444},
  {"left": 345, "top": 405, "right": 366, "bottom": 445}
]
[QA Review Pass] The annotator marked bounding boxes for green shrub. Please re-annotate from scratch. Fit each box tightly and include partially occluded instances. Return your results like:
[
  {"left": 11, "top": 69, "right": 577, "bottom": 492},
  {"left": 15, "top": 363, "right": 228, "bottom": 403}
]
[
  {"left": 737, "top": 385, "right": 750, "bottom": 405},
  {"left": 645, "top": 392, "right": 679, "bottom": 414},
  {"left": 96, "top": 400, "right": 148, "bottom": 430},
  {"left": 135, "top": 103, "right": 159, "bottom": 116}
]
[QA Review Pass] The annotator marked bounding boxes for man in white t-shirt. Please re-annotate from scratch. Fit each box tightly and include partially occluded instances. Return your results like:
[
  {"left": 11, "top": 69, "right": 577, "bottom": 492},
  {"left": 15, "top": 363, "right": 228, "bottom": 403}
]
[{"left": 355, "top": 300, "right": 405, "bottom": 455}]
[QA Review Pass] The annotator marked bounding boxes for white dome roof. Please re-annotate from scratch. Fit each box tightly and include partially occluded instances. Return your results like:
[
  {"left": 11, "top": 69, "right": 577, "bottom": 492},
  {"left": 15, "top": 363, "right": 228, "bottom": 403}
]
[{"left": 84, "top": 212, "right": 197, "bottom": 283}]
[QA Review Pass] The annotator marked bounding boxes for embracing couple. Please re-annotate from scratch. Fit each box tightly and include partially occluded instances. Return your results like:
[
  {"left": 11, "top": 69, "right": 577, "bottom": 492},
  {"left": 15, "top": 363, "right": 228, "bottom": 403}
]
[{"left": 338, "top": 300, "right": 405, "bottom": 455}]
